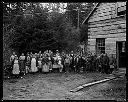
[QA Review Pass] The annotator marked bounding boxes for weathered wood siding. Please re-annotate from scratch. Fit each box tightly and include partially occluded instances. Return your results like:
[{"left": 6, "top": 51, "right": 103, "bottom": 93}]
[{"left": 87, "top": 2, "right": 126, "bottom": 55}]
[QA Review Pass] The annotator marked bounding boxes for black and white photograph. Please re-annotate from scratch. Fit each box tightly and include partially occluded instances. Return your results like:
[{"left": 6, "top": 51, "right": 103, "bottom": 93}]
[{"left": 3, "top": 2, "right": 126, "bottom": 101}]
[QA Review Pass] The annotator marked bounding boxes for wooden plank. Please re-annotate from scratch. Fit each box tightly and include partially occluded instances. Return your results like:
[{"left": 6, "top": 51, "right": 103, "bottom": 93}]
[
  {"left": 70, "top": 76, "right": 116, "bottom": 92},
  {"left": 88, "top": 30, "right": 108, "bottom": 36},
  {"left": 88, "top": 42, "right": 96, "bottom": 46},
  {"left": 89, "top": 13, "right": 113, "bottom": 22},
  {"left": 89, "top": 22, "right": 126, "bottom": 31},
  {"left": 88, "top": 46, "right": 95, "bottom": 51},
  {"left": 109, "top": 29, "right": 118, "bottom": 34},
  {"left": 89, "top": 16, "right": 126, "bottom": 26},
  {"left": 89, "top": 20, "right": 126, "bottom": 29},
  {"left": 88, "top": 39, "right": 96, "bottom": 42},
  {"left": 89, "top": 28, "right": 126, "bottom": 36},
  {"left": 105, "top": 37, "right": 126, "bottom": 42},
  {"left": 89, "top": 32, "right": 126, "bottom": 39},
  {"left": 121, "top": 24, "right": 126, "bottom": 28},
  {"left": 106, "top": 50, "right": 116, "bottom": 55},
  {"left": 106, "top": 37, "right": 126, "bottom": 41},
  {"left": 102, "top": 25, "right": 111, "bottom": 31},
  {"left": 105, "top": 44, "right": 116, "bottom": 48}
]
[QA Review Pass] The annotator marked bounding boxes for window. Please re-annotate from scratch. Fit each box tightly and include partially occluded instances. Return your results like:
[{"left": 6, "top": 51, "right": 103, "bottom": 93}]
[
  {"left": 117, "top": 2, "right": 126, "bottom": 16},
  {"left": 96, "top": 38, "right": 105, "bottom": 55}
]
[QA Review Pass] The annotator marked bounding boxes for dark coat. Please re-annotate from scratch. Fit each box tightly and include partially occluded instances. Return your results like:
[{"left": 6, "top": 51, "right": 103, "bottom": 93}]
[
  {"left": 78, "top": 57, "right": 85, "bottom": 67},
  {"left": 70, "top": 55, "right": 75, "bottom": 66},
  {"left": 103, "top": 55, "right": 109, "bottom": 66}
]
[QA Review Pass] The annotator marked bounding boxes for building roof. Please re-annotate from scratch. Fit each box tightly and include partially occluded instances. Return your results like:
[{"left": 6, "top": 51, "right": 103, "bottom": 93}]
[{"left": 82, "top": 3, "right": 100, "bottom": 25}]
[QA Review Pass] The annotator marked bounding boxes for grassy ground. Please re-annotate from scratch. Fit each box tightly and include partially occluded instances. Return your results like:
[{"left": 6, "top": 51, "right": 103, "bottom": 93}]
[
  {"left": 3, "top": 72, "right": 126, "bottom": 100},
  {"left": 100, "top": 76, "right": 126, "bottom": 101}
]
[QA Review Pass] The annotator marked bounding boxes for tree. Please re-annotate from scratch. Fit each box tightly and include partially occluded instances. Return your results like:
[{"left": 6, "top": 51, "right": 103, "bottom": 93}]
[
  {"left": 66, "top": 3, "right": 95, "bottom": 28},
  {"left": 3, "top": 2, "right": 81, "bottom": 54}
]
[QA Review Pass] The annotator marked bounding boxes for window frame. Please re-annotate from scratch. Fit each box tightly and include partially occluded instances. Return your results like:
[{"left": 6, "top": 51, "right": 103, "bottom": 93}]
[
  {"left": 116, "top": 2, "right": 126, "bottom": 17},
  {"left": 96, "top": 38, "right": 105, "bottom": 55}
]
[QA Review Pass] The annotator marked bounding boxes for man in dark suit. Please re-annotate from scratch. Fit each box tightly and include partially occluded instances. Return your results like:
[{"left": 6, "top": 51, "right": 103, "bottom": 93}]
[{"left": 70, "top": 51, "right": 75, "bottom": 72}]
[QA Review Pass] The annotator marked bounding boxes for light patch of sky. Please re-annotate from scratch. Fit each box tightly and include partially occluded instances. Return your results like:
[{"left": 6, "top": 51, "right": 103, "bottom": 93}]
[{"left": 40, "top": 3, "right": 67, "bottom": 13}]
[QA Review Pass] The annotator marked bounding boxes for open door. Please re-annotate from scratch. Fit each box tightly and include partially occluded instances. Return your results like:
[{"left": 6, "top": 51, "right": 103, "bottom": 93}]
[{"left": 116, "top": 41, "right": 126, "bottom": 68}]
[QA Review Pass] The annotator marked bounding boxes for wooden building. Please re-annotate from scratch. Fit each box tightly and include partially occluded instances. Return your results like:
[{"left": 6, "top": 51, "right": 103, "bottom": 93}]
[{"left": 82, "top": 2, "right": 126, "bottom": 68}]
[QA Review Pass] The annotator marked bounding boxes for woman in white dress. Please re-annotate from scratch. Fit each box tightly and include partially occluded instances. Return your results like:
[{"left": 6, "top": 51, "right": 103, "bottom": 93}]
[
  {"left": 12, "top": 55, "right": 20, "bottom": 78},
  {"left": 31, "top": 54, "right": 38, "bottom": 73},
  {"left": 58, "top": 56, "right": 63, "bottom": 72}
]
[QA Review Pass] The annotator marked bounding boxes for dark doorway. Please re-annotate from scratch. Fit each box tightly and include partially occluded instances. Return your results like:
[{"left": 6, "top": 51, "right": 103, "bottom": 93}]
[{"left": 116, "top": 41, "right": 126, "bottom": 68}]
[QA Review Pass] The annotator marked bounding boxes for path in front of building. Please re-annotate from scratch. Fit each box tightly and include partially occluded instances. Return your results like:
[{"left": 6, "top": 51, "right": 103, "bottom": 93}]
[{"left": 3, "top": 69, "right": 126, "bottom": 100}]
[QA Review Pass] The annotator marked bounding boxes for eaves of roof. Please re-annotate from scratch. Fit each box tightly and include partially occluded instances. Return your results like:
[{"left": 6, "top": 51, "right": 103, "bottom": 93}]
[{"left": 81, "top": 3, "right": 100, "bottom": 25}]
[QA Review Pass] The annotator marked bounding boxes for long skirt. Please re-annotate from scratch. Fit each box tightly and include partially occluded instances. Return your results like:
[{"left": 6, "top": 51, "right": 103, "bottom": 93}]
[
  {"left": 65, "top": 63, "right": 70, "bottom": 73},
  {"left": 26, "top": 62, "right": 30, "bottom": 73},
  {"left": 42, "top": 63, "right": 49, "bottom": 72},
  {"left": 58, "top": 61, "right": 63, "bottom": 72},
  {"left": 38, "top": 61, "right": 42, "bottom": 68},
  {"left": 31, "top": 59, "right": 38, "bottom": 72},
  {"left": 20, "top": 61, "right": 25, "bottom": 74},
  {"left": 48, "top": 61, "right": 52, "bottom": 71},
  {"left": 12, "top": 63, "right": 20, "bottom": 75},
  {"left": 59, "top": 64, "right": 63, "bottom": 72},
  {"left": 38, "top": 61, "right": 42, "bottom": 72}
]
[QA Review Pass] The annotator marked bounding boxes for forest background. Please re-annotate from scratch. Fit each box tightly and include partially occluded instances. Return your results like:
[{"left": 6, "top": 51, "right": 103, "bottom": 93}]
[{"left": 3, "top": 2, "right": 96, "bottom": 66}]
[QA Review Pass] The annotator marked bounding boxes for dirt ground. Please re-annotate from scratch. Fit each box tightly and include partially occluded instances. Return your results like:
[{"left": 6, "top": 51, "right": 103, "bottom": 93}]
[{"left": 3, "top": 72, "right": 126, "bottom": 100}]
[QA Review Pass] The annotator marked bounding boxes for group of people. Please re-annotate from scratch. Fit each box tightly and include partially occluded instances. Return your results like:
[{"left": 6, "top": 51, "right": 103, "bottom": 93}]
[{"left": 9, "top": 50, "right": 117, "bottom": 78}]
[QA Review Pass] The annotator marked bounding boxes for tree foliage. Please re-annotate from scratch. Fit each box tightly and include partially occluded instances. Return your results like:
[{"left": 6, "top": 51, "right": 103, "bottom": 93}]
[
  {"left": 3, "top": 2, "right": 95, "bottom": 55},
  {"left": 3, "top": 2, "right": 82, "bottom": 54}
]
